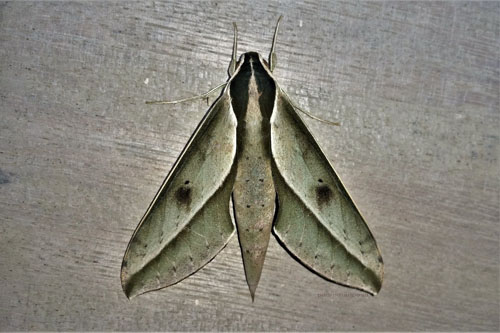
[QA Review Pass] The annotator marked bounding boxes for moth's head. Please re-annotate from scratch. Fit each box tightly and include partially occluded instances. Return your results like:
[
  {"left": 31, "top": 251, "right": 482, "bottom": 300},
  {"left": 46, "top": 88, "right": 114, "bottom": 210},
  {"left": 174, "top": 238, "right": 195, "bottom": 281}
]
[{"left": 234, "top": 52, "right": 270, "bottom": 71}]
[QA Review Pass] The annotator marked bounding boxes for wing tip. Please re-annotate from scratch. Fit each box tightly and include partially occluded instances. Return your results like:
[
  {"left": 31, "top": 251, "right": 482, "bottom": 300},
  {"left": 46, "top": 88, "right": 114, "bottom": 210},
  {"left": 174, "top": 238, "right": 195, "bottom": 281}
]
[
  {"left": 364, "top": 275, "right": 383, "bottom": 296},
  {"left": 121, "top": 276, "right": 136, "bottom": 300},
  {"left": 121, "top": 275, "right": 160, "bottom": 300},
  {"left": 120, "top": 266, "right": 146, "bottom": 300}
]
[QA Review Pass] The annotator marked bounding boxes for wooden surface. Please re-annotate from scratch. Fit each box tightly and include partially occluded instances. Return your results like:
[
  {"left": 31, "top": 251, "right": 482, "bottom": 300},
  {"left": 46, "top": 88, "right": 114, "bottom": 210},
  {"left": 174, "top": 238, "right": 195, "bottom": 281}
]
[{"left": 0, "top": 1, "right": 498, "bottom": 331}]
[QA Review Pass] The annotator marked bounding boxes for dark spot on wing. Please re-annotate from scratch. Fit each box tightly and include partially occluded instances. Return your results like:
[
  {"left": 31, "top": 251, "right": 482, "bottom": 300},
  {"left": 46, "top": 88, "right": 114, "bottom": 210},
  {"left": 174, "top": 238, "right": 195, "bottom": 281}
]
[
  {"left": 122, "top": 260, "right": 128, "bottom": 268},
  {"left": 378, "top": 255, "right": 383, "bottom": 263},
  {"left": 184, "top": 180, "right": 190, "bottom": 184},
  {"left": 316, "top": 184, "right": 334, "bottom": 206},
  {"left": 175, "top": 186, "right": 192, "bottom": 206}
]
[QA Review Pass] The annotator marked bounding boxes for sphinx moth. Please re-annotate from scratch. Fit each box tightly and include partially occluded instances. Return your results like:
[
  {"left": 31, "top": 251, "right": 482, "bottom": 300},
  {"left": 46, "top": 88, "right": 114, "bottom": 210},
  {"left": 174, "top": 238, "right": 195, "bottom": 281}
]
[{"left": 121, "top": 16, "right": 383, "bottom": 300}]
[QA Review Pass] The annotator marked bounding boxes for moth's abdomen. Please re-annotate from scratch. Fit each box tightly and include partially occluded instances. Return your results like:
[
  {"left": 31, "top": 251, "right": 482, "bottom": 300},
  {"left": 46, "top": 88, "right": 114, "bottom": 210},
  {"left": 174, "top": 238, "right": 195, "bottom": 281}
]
[{"left": 232, "top": 128, "right": 275, "bottom": 300}]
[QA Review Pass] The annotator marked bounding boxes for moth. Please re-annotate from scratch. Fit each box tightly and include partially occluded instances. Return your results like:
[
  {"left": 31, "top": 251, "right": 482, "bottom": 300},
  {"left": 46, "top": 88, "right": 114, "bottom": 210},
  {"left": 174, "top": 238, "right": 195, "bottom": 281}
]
[{"left": 121, "top": 16, "right": 383, "bottom": 300}]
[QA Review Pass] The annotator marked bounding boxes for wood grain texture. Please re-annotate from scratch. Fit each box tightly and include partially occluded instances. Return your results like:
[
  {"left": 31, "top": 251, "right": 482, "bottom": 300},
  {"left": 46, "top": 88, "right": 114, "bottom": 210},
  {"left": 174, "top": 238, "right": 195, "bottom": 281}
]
[{"left": 0, "top": 1, "right": 498, "bottom": 331}]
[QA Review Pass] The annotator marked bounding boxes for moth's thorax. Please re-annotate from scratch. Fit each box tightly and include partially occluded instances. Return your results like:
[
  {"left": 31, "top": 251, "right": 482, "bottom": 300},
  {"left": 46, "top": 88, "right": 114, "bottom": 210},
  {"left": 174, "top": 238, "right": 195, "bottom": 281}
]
[
  {"left": 230, "top": 52, "right": 276, "bottom": 123},
  {"left": 241, "top": 52, "right": 270, "bottom": 68}
]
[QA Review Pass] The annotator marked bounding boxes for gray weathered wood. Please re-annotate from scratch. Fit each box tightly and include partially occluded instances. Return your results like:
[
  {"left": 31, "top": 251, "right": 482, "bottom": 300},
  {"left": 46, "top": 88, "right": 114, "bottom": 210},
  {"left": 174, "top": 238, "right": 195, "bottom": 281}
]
[{"left": 0, "top": 1, "right": 498, "bottom": 331}]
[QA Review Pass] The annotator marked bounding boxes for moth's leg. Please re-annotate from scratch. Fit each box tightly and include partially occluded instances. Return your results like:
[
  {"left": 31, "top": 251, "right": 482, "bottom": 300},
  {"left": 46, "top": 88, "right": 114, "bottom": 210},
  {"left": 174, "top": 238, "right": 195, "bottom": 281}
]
[
  {"left": 269, "top": 15, "right": 283, "bottom": 72},
  {"left": 293, "top": 103, "right": 340, "bottom": 126},
  {"left": 228, "top": 22, "right": 238, "bottom": 76},
  {"left": 146, "top": 82, "right": 226, "bottom": 105},
  {"left": 282, "top": 91, "right": 341, "bottom": 126}
]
